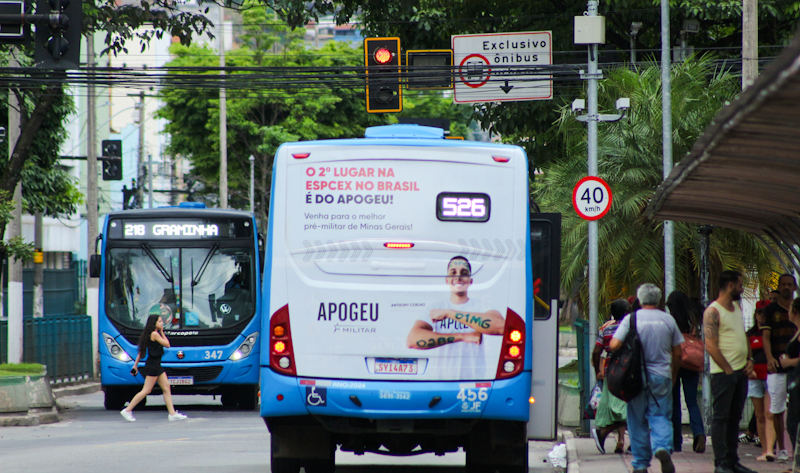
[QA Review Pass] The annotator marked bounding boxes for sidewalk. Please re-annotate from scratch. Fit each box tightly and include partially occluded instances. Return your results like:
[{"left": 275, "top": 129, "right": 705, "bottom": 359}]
[{"left": 566, "top": 430, "right": 794, "bottom": 473}]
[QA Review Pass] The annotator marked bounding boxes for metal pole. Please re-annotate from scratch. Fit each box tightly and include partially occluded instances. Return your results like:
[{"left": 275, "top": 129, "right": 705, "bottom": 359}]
[
  {"left": 249, "top": 155, "right": 255, "bottom": 212},
  {"left": 698, "top": 225, "right": 713, "bottom": 436},
  {"left": 33, "top": 212, "right": 43, "bottom": 318},
  {"left": 630, "top": 35, "right": 636, "bottom": 65},
  {"left": 86, "top": 35, "right": 100, "bottom": 377},
  {"left": 137, "top": 91, "right": 145, "bottom": 208},
  {"left": 148, "top": 154, "right": 154, "bottom": 209},
  {"left": 587, "top": 0, "right": 599, "bottom": 392},
  {"left": 219, "top": 5, "right": 228, "bottom": 209},
  {"left": 7, "top": 49, "right": 23, "bottom": 364},
  {"left": 662, "top": 0, "right": 675, "bottom": 297},
  {"left": 742, "top": 0, "right": 758, "bottom": 89}
]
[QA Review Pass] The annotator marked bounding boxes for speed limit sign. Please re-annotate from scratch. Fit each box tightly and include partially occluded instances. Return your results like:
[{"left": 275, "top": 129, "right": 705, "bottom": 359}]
[{"left": 572, "top": 176, "right": 613, "bottom": 221}]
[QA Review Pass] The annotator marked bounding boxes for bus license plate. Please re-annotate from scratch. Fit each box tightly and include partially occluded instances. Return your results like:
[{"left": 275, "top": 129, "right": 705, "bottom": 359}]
[
  {"left": 375, "top": 358, "right": 418, "bottom": 374},
  {"left": 169, "top": 376, "right": 194, "bottom": 385}
]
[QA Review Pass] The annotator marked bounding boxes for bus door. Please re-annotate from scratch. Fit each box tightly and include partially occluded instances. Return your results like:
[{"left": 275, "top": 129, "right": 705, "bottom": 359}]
[{"left": 528, "top": 213, "right": 561, "bottom": 440}]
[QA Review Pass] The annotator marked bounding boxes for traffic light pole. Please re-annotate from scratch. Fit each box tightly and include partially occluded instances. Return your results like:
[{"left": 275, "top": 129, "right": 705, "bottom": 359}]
[
  {"left": 219, "top": 5, "right": 228, "bottom": 209},
  {"left": 137, "top": 91, "right": 145, "bottom": 208},
  {"left": 86, "top": 34, "right": 99, "bottom": 377},
  {"left": 7, "top": 49, "right": 23, "bottom": 364}
]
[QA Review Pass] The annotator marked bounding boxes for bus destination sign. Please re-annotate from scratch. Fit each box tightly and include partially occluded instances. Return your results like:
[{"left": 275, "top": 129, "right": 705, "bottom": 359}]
[{"left": 107, "top": 218, "right": 253, "bottom": 240}]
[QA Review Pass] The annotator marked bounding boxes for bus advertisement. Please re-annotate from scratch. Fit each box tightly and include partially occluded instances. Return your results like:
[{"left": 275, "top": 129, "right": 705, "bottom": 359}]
[
  {"left": 261, "top": 125, "right": 560, "bottom": 473},
  {"left": 92, "top": 204, "right": 263, "bottom": 410}
]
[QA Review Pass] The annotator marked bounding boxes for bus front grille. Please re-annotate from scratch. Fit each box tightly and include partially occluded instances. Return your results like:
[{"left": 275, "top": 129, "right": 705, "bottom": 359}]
[{"left": 164, "top": 366, "right": 224, "bottom": 383}]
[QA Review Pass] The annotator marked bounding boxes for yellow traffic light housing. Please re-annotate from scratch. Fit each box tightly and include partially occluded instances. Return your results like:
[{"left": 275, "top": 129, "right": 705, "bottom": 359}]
[{"left": 365, "top": 37, "right": 402, "bottom": 113}]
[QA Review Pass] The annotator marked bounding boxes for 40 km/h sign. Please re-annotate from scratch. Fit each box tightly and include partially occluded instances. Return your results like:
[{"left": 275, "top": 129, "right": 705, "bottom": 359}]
[{"left": 572, "top": 176, "right": 613, "bottom": 221}]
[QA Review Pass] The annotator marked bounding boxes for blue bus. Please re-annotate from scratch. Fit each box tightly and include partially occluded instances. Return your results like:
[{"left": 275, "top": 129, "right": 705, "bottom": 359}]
[
  {"left": 91, "top": 203, "right": 263, "bottom": 410},
  {"left": 261, "top": 125, "right": 560, "bottom": 472}
]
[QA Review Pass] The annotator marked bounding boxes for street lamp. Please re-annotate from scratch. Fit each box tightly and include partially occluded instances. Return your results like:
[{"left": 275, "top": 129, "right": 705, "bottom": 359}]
[{"left": 630, "top": 22, "right": 642, "bottom": 66}]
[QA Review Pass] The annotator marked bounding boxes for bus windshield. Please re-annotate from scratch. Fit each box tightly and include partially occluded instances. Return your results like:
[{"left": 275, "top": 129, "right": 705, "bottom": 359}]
[{"left": 106, "top": 246, "right": 255, "bottom": 330}]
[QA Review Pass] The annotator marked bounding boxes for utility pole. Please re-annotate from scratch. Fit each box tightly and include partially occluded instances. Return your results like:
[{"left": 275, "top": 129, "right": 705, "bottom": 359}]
[
  {"left": 661, "top": 0, "right": 675, "bottom": 297},
  {"left": 86, "top": 34, "right": 100, "bottom": 377},
  {"left": 249, "top": 155, "right": 255, "bottom": 212},
  {"left": 585, "top": 1, "right": 600, "bottom": 391},
  {"left": 33, "top": 212, "right": 44, "bottom": 318},
  {"left": 743, "top": 0, "right": 758, "bottom": 89},
  {"left": 7, "top": 49, "right": 23, "bottom": 364},
  {"left": 698, "top": 225, "right": 713, "bottom": 436},
  {"left": 137, "top": 91, "right": 145, "bottom": 208},
  {"left": 148, "top": 154, "right": 154, "bottom": 208},
  {"left": 219, "top": 5, "right": 228, "bottom": 209}
]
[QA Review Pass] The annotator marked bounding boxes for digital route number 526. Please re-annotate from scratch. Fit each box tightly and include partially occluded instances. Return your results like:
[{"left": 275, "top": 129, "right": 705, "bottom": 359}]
[{"left": 436, "top": 192, "right": 491, "bottom": 222}]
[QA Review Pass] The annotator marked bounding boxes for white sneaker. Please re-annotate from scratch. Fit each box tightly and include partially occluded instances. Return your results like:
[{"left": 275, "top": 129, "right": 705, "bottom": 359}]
[
  {"left": 168, "top": 411, "right": 187, "bottom": 421},
  {"left": 120, "top": 409, "right": 136, "bottom": 422},
  {"left": 777, "top": 450, "right": 789, "bottom": 462}
]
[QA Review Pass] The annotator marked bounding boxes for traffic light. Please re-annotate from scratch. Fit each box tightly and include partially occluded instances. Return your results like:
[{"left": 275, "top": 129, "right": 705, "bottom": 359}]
[
  {"left": 406, "top": 50, "right": 453, "bottom": 90},
  {"left": 365, "top": 37, "right": 402, "bottom": 113},
  {"left": 102, "top": 140, "right": 122, "bottom": 181},
  {"left": 34, "top": 0, "right": 83, "bottom": 69}
]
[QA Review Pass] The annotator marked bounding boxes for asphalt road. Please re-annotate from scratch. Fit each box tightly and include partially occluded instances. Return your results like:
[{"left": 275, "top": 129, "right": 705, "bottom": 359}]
[{"left": 0, "top": 392, "right": 557, "bottom": 473}]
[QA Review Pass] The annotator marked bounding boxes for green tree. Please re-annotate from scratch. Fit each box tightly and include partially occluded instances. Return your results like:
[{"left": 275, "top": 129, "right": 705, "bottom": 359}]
[
  {"left": 157, "top": 4, "right": 390, "bottom": 227},
  {"left": 533, "top": 56, "right": 781, "bottom": 316},
  {"left": 269, "top": 0, "right": 800, "bottom": 165}
]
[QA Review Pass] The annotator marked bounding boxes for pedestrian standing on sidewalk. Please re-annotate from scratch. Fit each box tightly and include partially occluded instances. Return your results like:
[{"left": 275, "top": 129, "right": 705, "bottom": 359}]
[
  {"left": 778, "top": 297, "right": 800, "bottom": 472},
  {"left": 762, "top": 273, "right": 797, "bottom": 462},
  {"left": 747, "top": 301, "right": 774, "bottom": 462},
  {"left": 704, "top": 270, "right": 756, "bottom": 473},
  {"left": 610, "top": 283, "right": 683, "bottom": 473},
  {"left": 665, "top": 290, "right": 706, "bottom": 453},
  {"left": 120, "top": 311, "right": 188, "bottom": 422},
  {"left": 591, "top": 298, "right": 630, "bottom": 454}
]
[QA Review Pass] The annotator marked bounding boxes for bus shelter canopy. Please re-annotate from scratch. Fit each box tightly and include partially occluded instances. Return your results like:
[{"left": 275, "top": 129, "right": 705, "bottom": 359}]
[{"left": 644, "top": 33, "right": 800, "bottom": 252}]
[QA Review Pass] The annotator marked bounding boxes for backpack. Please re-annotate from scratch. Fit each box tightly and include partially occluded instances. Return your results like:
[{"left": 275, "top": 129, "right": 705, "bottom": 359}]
[{"left": 606, "top": 310, "right": 648, "bottom": 401}]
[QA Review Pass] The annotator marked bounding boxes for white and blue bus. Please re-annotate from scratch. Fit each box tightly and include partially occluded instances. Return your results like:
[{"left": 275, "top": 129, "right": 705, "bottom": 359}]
[
  {"left": 261, "top": 125, "right": 560, "bottom": 473},
  {"left": 92, "top": 203, "right": 263, "bottom": 410}
]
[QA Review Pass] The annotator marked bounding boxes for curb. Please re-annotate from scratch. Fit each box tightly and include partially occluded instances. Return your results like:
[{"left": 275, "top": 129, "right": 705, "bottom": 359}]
[
  {"left": 563, "top": 429, "right": 579, "bottom": 473},
  {"left": 52, "top": 381, "right": 102, "bottom": 399},
  {"left": 0, "top": 406, "right": 59, "bottom": 427}
]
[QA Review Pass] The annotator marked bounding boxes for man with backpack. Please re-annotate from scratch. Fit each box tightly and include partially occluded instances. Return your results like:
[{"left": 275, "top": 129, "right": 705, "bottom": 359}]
[
  {"left": 609, "top": 283, "right": 683, "bottom": 473},
  {"left": 704, "top": 270, "right": 756, "bottom": 473}
]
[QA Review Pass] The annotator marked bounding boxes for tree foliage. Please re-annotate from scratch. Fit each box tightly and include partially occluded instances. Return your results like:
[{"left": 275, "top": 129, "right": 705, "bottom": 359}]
[{"left": 533, "top": 56, "right": 781, "bottom": 315}]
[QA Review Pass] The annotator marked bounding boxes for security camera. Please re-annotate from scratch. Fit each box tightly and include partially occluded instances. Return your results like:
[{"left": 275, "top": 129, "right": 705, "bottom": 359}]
[
  {"left": 683, "top": 19, "right": 700, "bottom": 34},
  {"left": 630, "top": 22, "right": 643, "bottom": 37},
  {"left": 572, "top": 99, "right": 586, "bottom": 113},
  {"left": 615, "top": 98, "right": 630, "bottom": 111}
]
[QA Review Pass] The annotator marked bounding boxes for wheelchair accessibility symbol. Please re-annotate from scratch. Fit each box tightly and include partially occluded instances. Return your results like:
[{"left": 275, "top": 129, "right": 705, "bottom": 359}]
[{"left": 305, "top": 386, "right": 327, "bottom": 406}]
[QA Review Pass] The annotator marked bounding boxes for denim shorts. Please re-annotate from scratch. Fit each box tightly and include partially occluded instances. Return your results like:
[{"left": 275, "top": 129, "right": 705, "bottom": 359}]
[{"left": 747, "top": 379, "right": 766, "bottom": 398}]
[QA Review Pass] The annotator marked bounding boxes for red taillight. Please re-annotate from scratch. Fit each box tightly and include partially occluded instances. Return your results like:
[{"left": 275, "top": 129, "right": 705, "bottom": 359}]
[
  {"left": 384, "top": 242, "right": 414, "bottom": 249},
  {"left": 270, "top": 305, "right": 296, "bottom": 376},
  {"left": 492, "top": 156, "right": 510, "bottom": 163},
  {"left": 496, "top": 308, "right": 525, "bottom": 380},
  {"left": 374, "top": 47, "right": 393, "bottom": 64},
  {"left": 293, "top": 153, "right": 310, "bottom": 159}
]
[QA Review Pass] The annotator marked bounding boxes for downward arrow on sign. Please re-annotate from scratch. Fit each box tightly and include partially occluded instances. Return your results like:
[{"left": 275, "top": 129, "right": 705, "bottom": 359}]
[{"left": 500, "top": 80, "right": 514, "bottom": 94}]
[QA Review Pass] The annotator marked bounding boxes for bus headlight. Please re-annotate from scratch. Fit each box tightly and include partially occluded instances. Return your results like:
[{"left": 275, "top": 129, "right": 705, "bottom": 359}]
[
  {"left": 102, "top": 333, "right": 132, "bottom": 362},
  {"left": 230, "top": 332, "right": 259, "bottom": 361}
]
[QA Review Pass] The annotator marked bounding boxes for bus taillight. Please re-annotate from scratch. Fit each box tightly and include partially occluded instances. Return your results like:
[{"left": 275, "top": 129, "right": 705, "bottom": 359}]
[
  {"left": 495, "top": 308, "right": 525, "bottom": 379},
  {"left": 270, "top": 305, "right": 296, "bottom": 376}
]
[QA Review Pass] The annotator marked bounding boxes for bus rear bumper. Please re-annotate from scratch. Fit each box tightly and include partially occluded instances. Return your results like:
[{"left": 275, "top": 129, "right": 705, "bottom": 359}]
[{"left": 260, "top": 367, "right": 531, "bottom": 422}]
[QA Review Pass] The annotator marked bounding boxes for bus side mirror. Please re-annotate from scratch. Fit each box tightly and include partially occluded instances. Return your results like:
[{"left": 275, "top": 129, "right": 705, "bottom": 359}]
[
  {"left": 258, "top": 233, "right": 265, "bottom": 274},
  {"left": 89, "top": 254, "right": 102, "bottom": 278}
]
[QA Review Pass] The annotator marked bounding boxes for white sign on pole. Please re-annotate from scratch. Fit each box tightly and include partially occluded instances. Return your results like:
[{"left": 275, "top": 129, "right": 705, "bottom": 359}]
[
  {"left": 572, "top": 176, "right": 612, "bottom": 221},
  {"left": 452, "top": 31, "right": 553, "bottom": 104}
]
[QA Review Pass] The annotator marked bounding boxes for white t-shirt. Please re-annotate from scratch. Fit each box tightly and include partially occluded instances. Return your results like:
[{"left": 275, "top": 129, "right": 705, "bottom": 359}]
[{"left": 428, "top": 298, "right": 489, "bottom": 379}]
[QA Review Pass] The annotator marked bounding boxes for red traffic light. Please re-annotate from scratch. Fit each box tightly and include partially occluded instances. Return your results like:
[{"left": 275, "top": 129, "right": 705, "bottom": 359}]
[{"left": 374, "top": 48, "right": 393, "bottom": 64}]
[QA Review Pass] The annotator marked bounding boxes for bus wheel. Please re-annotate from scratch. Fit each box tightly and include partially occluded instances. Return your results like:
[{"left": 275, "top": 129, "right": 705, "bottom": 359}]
[
  {"left": 221, "top": 391, "right": 237, "bottom": 408},
  {"left": 238, "top": 385, "right": 259, "bottom": 411},
  {"left": 103, "top": 388, "right": 126, "bottom": 410},
  {"left": 270, "top": 434, "right": 301, "bottom": 473},
  {"left": 269, "top": 457, "right": 300, "bottom": 473}
]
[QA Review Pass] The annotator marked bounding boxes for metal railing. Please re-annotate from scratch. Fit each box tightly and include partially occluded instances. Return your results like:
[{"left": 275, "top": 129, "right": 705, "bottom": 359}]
[{"left": 0, "top": 315, "right": 92, "bottom": 383}]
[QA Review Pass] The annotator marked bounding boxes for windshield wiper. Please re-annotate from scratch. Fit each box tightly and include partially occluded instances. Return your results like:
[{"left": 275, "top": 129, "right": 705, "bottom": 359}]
[
  {"left": 191, "top": 243, "right": 219, "bottom": 287},
  {"left": 141, "top": 243, "right": 173, "bottom": 283}
]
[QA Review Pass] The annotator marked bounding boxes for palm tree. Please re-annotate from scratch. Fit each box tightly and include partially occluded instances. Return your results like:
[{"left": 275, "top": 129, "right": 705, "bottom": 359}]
[{"left": 533, "top": 56, "right": 782, "bottom": 318}]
